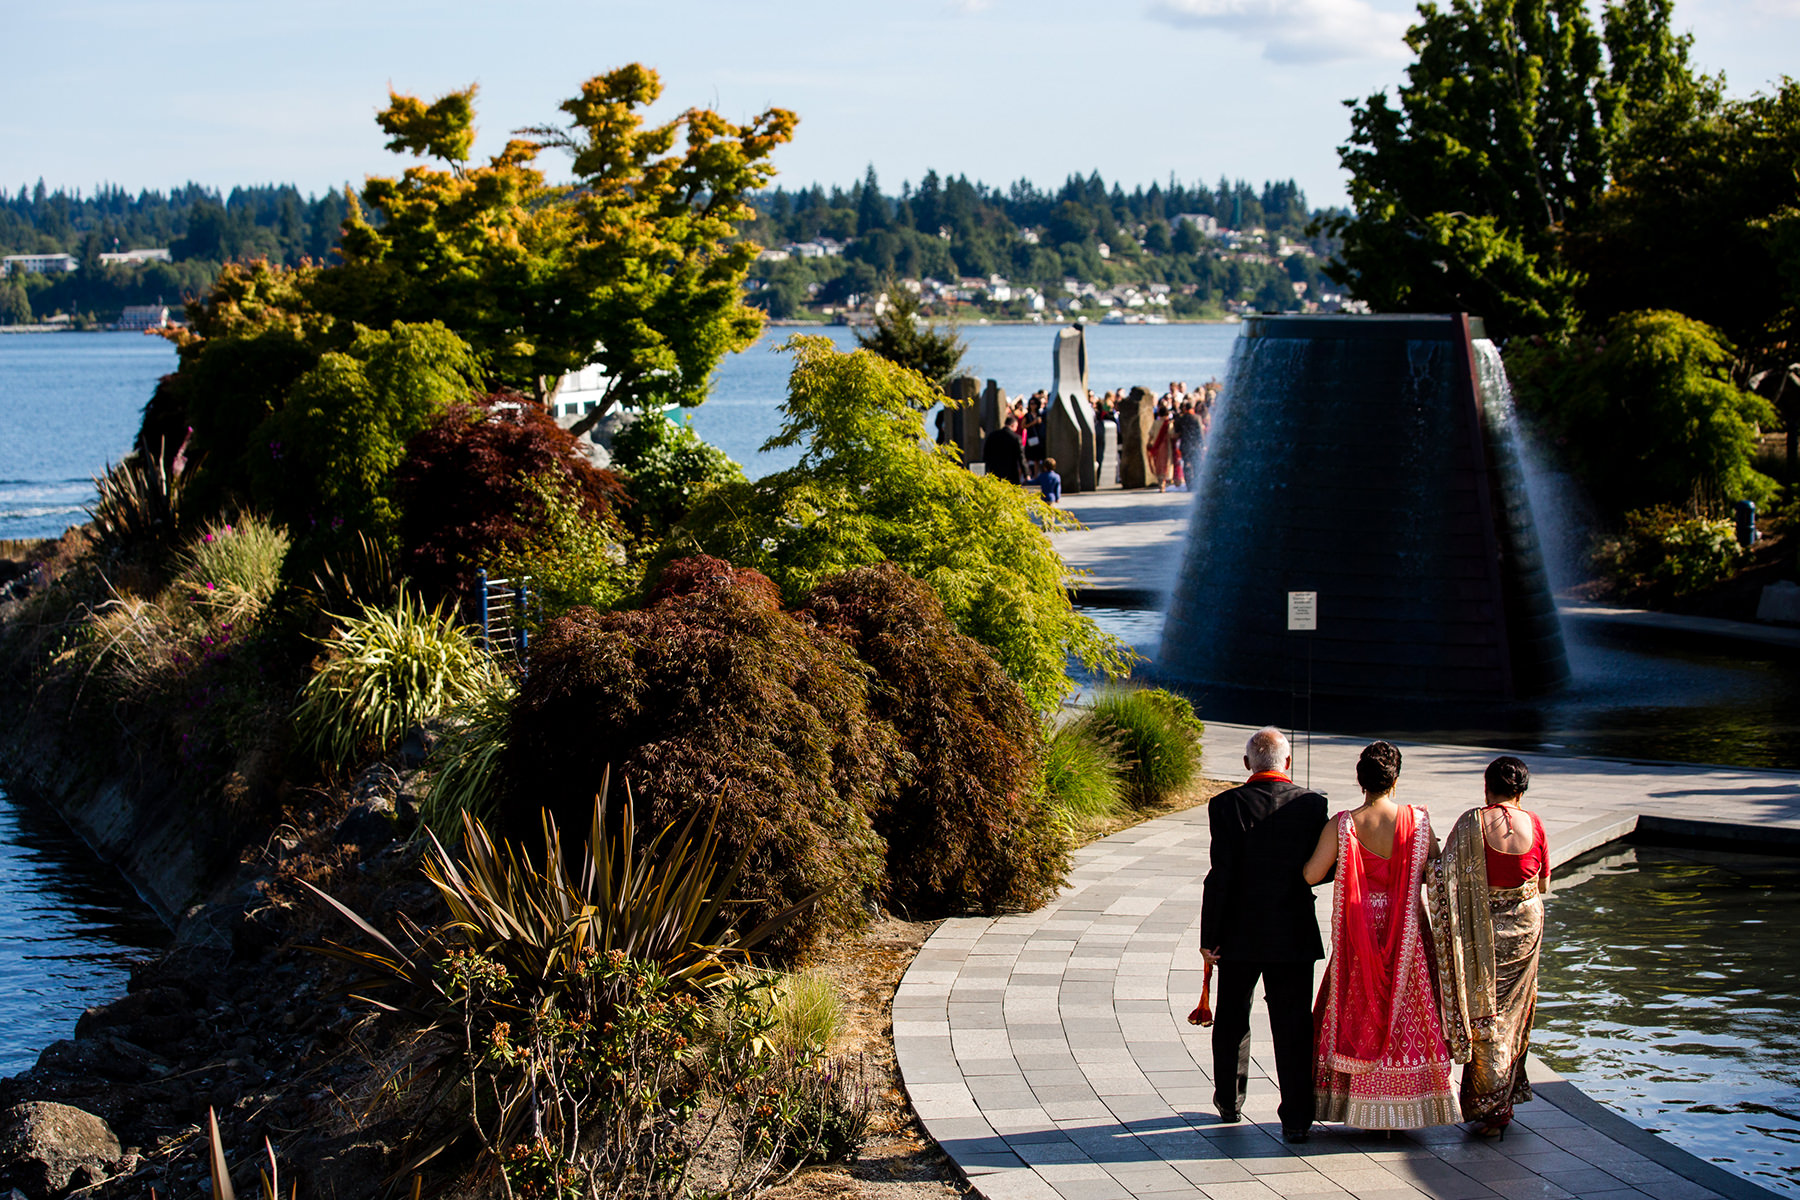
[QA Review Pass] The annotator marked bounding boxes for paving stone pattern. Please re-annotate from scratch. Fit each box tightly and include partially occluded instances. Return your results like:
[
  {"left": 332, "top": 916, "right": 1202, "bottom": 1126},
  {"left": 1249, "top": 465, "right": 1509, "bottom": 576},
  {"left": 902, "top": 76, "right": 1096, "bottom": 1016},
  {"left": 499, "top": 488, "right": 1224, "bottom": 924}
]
[{"left": 895, "top": 723, "right": 1800, "bottom": 1200}]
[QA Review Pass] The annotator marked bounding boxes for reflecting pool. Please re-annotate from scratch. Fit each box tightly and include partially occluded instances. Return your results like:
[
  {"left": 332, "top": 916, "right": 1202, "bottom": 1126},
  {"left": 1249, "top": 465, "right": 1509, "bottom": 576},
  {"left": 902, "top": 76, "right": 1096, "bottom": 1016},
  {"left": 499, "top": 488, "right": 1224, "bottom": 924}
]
[{"left": 1539, "top": 845, "right": 1800, "bottom": 1197}]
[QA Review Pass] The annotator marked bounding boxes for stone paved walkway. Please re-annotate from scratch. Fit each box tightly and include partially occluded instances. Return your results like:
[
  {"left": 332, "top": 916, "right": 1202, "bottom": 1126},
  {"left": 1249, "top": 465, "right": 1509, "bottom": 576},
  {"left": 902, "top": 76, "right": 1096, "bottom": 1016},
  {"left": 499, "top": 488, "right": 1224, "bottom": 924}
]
[
  {"left": 895, "top": 724, "right": 1800, "bottom": 1200},
  {"left": 1053, "top": 488, "right": 1194, "bottom": 601}
]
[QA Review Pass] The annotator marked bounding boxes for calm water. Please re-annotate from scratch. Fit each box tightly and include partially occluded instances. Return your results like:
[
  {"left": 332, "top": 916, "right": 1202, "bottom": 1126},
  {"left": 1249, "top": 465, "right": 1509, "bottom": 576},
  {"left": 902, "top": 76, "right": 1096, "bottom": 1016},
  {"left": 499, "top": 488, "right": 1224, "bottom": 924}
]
[
  {"left": 0, "top": 331, "right": 176, "bottom": 543},
  {"left": 1083, "top": 605, "right": 1800, "bottom": 771},
  {"left": 0, "top": 780, "right": 166, "bottom": 1076},
  {"left": 688, "top": 322, "right": 1239, "bottom": 478},
  {"left": 1540, "top": 846, "right": 1800, "bottom": 1196},
  {"left": 0, "top": 324, "right": 1238, "bottom": 543}
]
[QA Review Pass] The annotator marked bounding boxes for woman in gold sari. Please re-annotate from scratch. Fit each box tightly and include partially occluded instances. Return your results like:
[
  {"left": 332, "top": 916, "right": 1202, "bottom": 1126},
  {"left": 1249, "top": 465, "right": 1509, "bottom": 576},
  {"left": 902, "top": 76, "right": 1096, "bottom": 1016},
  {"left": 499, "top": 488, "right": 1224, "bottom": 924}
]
[{"left": 1428, "top": 756, "right": 1550, "bottom": 1138}]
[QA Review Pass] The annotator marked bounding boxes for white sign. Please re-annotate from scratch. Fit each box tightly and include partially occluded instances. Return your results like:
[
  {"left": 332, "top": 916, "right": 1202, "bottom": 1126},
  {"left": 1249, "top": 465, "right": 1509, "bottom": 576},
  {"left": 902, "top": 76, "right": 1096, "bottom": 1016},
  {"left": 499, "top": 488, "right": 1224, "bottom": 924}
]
[{"left": 1287, "top": 591, "right": 1318, "bottom": 632}]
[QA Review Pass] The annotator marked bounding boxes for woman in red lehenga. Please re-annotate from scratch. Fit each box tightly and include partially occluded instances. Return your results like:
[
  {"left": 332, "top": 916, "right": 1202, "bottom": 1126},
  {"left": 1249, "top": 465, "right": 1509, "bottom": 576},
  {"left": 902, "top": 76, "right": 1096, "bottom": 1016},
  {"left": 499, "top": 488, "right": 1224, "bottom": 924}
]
[{"left": 1302, "top": 741, "right": 1460, "bottom": 1131}]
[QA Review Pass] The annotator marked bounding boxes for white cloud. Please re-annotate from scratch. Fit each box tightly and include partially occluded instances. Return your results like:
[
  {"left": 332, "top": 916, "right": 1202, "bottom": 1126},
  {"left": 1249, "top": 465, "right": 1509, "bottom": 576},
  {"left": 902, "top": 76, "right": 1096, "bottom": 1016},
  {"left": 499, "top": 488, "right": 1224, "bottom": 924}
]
[{"left": 1148, "top": 0, "right": 1410, "bottom": 63}]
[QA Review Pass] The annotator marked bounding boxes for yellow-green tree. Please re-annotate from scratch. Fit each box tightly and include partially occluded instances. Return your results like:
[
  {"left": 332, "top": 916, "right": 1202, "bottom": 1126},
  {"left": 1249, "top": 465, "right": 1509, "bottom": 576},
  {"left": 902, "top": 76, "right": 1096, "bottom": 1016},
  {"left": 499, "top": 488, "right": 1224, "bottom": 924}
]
[
  {"left": 667, "top": 337, "right": 1131, "bottom": 711},
  {"left": 324, "top": 66, "right": 797, "bottom": 423}
]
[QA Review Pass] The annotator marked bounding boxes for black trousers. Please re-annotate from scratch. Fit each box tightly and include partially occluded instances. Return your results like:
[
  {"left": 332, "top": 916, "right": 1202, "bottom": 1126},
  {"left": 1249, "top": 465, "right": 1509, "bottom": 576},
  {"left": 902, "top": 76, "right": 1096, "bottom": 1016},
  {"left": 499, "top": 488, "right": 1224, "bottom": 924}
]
[{"left": 1211, "top": 959, "right": 1317, "bottom": 1133}]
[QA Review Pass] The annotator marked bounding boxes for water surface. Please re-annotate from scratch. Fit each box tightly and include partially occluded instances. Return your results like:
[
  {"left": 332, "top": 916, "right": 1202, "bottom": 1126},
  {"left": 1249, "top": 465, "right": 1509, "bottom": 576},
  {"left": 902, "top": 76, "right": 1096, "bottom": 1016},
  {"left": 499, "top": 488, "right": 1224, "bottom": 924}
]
[
  {"left": 0, "top": 331, "right": 175, "bottom": 543},
  {"left": 0, "top": 780, "right": 167, "bottom": 1076},
  {"left": 1539, "top": 846, "right": 1800, "bottom": 1197}
]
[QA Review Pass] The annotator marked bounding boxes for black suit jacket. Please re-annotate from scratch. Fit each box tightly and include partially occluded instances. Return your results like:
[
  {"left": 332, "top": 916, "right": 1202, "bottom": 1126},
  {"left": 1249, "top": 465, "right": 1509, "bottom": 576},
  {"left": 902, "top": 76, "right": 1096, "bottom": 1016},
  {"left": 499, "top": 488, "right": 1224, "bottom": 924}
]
[
  {"left": 982, "top": 428, "right": 1023, "bottom": 483},
  {"left": 1201, "top": 777, "right": 1329, "bottom": 962}
]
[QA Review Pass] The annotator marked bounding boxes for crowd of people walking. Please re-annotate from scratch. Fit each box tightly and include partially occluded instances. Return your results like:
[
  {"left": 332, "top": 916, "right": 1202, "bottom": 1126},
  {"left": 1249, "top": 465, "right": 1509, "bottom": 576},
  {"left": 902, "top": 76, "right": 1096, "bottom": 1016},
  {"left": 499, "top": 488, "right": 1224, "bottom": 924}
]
[
  {"left": 969, "top": 380, "right": 1222, "bottom": 496},
  {"left": 1203, "top": 728, "right": 1549, "bottom": 1143}
]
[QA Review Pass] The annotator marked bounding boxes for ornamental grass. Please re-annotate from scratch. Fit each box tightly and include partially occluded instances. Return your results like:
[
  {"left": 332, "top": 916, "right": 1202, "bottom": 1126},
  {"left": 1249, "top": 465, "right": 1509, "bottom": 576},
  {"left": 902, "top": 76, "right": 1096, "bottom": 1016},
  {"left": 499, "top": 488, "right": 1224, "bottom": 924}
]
[
  {"left": 1077, "top": 687, "right": 1204, "bottom": 808},
  {"left": 294, "top": 590, "right": 503, "bottom": 770},
  {"left": 1042, "top": 719, "right": 1131, "bottom": 822}
]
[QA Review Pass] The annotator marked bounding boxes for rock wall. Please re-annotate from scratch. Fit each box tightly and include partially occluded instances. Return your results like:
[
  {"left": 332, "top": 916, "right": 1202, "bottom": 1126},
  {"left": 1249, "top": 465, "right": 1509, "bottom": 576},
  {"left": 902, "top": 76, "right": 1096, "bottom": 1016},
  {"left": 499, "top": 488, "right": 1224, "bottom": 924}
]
[{"left": 0, "top": 720, "right": 222, "bottom": 928}]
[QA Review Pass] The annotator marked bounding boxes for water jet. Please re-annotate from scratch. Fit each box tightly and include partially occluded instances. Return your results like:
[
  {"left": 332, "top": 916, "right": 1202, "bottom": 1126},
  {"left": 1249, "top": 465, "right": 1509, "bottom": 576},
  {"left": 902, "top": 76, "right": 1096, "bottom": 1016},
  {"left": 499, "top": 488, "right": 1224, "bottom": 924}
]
[{"left": 1158, "top": 313, "right": 1568, "bottom": 708}]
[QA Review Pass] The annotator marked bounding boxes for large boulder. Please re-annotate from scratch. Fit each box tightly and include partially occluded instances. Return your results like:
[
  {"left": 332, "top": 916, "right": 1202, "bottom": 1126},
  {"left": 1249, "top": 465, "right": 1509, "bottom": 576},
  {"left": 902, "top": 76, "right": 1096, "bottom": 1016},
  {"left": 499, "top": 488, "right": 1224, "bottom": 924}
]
[{"left": 0, "top": 1102, "right": 122, "bottom": 1196}]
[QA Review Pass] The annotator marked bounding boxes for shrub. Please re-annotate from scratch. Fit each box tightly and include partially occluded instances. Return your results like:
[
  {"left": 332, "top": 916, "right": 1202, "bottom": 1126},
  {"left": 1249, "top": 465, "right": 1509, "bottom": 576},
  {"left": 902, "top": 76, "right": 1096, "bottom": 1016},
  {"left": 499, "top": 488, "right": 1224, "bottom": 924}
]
[
  {"left": 609, "top": 410, "right": 746, "bottom": 537},
  {"left": 670, "top": 336, "right": 1131, "bottom": 711},
  {"left": 302, "top": 529, "right": 399, "bottom": 615},
  {"left": 740, "top": 1050, "right": 872, "bottom": 1171},
  {"left": 767, "top": 972, "right": 846, "bottom": 1054},
  {"left": 294, "top": 590, "right": 503, "bottom": 769},
  {"left": 172, "top": 516, "right": 290, "bottom": 625},
  {"left": 798, "top": 563, "right": 1066, "bottom": 915},
  {"left": 251, "top": 320, "right": 483, "bottom": 543},
  {"left": 1078, "top": 688, "right": 1204, "bottom": 808},
  {"left": 1506, "top": 311, "right": 1778, "bottom": 520},
  {"left": 1590, "top": 506, "right": 1747, "bottom": 596},
  {"left": 394, "top": 394, "right": 626, "bottom": 600},
  {"left": 489, "top": 473, "right": 634, "bottom": 618},
  {"left": 505, "top": 556, "right": 894, "bottom": 953},
  {"left": 308, "top": 788, "right": 836, "bottom": 1197},
  {"left": 88, "top": 448, "right": 186, "bottom": 558},
  {"left": 418, "top": 676, "right": 516, "bottom": 831},
  {"left": 1042, "top": 719, "right": 1129, "bottom": 821}
]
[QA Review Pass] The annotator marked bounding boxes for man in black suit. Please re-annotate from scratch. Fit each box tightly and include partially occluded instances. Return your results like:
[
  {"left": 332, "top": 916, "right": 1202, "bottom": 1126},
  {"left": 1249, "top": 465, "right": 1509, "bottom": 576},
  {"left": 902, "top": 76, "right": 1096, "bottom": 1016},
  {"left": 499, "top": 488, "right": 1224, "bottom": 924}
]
[
  {"left": 1201, "top": 726, "right": 1329, "bottom": 1142},
  {"left": 981, "top": 414, "right": 1024, "bottom": 484}
]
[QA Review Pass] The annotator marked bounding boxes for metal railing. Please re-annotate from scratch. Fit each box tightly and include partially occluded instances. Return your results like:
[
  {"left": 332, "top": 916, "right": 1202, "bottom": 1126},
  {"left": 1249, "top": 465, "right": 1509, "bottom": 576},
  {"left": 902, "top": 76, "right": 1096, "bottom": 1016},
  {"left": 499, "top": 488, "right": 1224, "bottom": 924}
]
[{"left": 476, "top": 570, "right": 535, "bottom": 674}]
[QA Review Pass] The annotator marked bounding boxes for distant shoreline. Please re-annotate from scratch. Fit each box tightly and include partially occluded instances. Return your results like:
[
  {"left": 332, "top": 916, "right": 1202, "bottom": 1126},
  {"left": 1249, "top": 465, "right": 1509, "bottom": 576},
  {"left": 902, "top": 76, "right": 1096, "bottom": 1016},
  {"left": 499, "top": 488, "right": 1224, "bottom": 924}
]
[
  {"left": 765, "top": 316, "right": 1242, "bottom": 329},
  {"left": 0, "top": 325, "right": 178, "bottom": 336}
]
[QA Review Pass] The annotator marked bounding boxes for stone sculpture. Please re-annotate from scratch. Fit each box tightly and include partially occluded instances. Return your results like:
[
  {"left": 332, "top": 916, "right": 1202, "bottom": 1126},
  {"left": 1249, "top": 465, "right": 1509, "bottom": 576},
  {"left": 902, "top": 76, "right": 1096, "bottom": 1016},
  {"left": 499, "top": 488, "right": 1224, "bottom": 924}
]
[
  {"left": 1119, "top": 386, "right": 1156, "bottom": 489},
  {"left": 1044, "top": 325, "right": 1097, "bottom": 492},
  {"left": 944, "top": 376, "right": 984, "bottom": 465},
  {"left": 979, "top": 379, "right": 1008, "bottom": 461}
]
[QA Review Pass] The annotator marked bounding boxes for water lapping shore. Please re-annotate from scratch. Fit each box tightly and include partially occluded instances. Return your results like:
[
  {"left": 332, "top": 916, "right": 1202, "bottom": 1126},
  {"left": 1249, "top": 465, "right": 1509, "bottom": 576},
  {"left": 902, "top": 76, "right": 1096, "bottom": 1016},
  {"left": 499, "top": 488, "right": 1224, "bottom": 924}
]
[
  {"left": 0, "top": 332, "right": 175, "bottom": 544},
  {"left": 0, "top": 782, "right": 164, "bottom": 1077}
]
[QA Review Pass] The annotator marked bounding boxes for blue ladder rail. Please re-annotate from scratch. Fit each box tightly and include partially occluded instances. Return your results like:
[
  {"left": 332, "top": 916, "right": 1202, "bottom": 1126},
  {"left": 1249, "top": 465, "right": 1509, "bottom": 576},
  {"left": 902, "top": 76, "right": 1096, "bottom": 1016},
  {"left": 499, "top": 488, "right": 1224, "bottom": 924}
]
[{"left": 475, "top": 569, "right": 535, "bottom": 673}]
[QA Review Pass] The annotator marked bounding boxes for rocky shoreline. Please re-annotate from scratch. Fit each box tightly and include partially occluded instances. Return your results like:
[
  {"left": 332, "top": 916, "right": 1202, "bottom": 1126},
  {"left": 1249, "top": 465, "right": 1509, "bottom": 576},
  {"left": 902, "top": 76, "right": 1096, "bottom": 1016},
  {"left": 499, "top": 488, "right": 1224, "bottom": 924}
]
[{"left": 0, "top": 730, "right": 442, "bottom": 1200}]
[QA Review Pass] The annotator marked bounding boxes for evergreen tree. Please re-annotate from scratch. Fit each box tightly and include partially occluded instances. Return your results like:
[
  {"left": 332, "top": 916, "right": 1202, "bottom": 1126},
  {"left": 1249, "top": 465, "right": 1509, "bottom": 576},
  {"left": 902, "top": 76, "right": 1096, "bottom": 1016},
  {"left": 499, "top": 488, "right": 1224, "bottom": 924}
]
[
  {"left": 853, "top": 284, "right": 966, "bottom": 390},
  {"left": 1326, "top": 0, "right": 1698, "bottom": 336}
]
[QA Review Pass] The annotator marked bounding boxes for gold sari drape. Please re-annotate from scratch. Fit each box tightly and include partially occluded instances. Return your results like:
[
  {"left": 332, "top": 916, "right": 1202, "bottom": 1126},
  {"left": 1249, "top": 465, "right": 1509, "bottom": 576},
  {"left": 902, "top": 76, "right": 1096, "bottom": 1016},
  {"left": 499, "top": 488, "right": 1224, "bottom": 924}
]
[{"left": 1427, "top": 809, "right": 1545, "bottom": 1122}]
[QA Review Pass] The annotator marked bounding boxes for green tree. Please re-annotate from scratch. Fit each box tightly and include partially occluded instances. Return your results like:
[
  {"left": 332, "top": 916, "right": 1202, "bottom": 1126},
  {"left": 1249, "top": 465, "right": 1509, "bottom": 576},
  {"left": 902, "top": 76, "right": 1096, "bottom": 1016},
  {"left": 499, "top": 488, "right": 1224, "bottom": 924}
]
[
  {"left": 1568, "top": 78, "right": 1800, "bottom": 369},
  {"left": 853, "top": 284, "right": 967, "bottom": 390},
  {"left": 665, "top": 337, "right": 1131, "bottom": 711},
  {"left": 608, "top": 411, "right": 747, "bottom": 537},
  {"left": 252, "top": 321, "right": 483, "bottom": 540},
  {"left": 1507, "top": 310, "right": 1776, "bottom": 516},
  {"left": 1327, "top": 0, "right": 1697, "bottom": 336},
  {"left": 0, "top": 278, "right": 30, "bottom": 325},
  {"left": 325, "top": 66, "right": 796, "bottom": 424}
]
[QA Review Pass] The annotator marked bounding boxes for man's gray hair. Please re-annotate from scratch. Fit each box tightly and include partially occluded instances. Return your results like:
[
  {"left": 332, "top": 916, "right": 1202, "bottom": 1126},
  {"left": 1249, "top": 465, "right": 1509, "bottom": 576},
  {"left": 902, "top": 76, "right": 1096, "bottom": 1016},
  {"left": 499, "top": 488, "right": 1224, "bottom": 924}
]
[{"left": 1245, "top": 726, "right": 1290, "bottom": 772}]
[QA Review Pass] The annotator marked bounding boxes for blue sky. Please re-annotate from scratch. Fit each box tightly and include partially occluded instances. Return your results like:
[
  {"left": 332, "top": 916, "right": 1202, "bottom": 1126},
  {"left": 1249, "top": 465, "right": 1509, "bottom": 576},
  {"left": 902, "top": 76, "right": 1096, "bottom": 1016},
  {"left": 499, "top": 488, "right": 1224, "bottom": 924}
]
[{"left": 4, "top": 0, "right": 1793, "bottom": 210}]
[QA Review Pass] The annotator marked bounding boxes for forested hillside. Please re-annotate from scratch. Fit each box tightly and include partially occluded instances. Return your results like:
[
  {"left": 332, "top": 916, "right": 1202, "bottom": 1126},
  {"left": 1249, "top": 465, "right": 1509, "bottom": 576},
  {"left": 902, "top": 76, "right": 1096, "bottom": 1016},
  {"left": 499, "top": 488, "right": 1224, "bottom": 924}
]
[
  {"left": 0, "top": 170, "right": 1343, "bottom": 325},
  {"left": 0, "top": 182, "right": 349, "bottom": 325},
  {"left": 741, "top": 169, "right": 1346, "bottom": 318}
]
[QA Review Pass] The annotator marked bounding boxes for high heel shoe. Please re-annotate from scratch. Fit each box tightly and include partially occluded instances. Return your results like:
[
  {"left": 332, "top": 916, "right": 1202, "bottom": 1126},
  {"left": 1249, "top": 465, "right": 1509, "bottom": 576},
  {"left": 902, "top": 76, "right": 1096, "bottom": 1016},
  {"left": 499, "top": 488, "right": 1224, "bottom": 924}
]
[{"left": 1469, "top": 1119, "right": 1508, "bottom": 1141}]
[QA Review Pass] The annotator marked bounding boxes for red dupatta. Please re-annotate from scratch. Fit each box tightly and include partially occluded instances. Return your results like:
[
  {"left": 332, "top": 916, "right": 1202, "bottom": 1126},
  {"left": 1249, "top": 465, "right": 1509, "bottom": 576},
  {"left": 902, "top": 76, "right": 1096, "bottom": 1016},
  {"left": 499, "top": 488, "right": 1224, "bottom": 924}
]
[{"left": 1329, "top": 804, "right": 1420, "bottom": 1070}]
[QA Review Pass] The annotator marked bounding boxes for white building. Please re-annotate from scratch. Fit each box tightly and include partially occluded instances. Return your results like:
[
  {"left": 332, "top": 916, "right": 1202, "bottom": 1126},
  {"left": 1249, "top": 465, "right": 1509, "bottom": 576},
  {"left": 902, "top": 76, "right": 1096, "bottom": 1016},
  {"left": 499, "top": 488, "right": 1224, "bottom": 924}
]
[
  {"left": 98, "top": 248, "right": 172, "bottom": 266},
  {"left": 118, "top": 305, "right": 169, "bottom": 331},
  {"left": 1174, "top": 214, "right": 1220, "bottom": 237},
  {"left": 2, "top": 253, "right": 78, "bottom": 276}
]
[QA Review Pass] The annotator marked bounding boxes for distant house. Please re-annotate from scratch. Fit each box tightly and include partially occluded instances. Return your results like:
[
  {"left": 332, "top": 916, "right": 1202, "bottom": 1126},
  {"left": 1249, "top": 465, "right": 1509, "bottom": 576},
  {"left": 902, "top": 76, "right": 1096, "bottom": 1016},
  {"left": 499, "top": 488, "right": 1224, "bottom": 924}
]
[
  {"left": 756, "top": 248, "right": 790, "bottom": 262},
  {"left": 2, "top": 253, "right": 78, "bottom": 276},
  {"left": 98, "top": 248, "right": 172, "bottom": 266},
  {"left": 118, "top": 305, "right": 169, "bottom": 331},
  {"left": 1174, "top": 214, "right": 1220, "bottom": 236}
]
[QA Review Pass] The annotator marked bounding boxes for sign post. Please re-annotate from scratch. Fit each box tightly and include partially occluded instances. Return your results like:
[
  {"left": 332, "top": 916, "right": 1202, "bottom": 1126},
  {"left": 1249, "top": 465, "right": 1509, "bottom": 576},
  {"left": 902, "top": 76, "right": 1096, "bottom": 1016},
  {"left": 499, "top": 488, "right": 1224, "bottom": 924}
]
[{"left": 1287, "top": 592, "right": 1317, "bottom": 787}]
